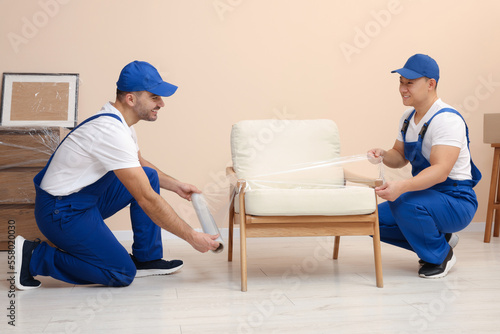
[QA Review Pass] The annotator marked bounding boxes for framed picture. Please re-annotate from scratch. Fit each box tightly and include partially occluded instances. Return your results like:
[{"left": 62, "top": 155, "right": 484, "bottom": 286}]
[{"left": 1, "top": 73, "right": 79, "bottom": 128}]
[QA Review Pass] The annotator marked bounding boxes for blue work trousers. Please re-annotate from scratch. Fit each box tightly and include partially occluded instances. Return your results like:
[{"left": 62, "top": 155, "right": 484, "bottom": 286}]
[
  {"left": 378, "top": 185, "right": 477, "bottom": 264},
  {"left": 30, "top": 167, "right": 162, "bottom": 287}
]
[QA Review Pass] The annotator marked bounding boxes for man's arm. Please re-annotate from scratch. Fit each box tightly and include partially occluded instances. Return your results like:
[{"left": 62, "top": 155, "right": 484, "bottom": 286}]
[
  {"left": 375, "top": 145, "right": 460, "bottom": 201},
  {"left": 138, "top": 151, "right": 200, "bottom": 200},
  {"left": 113, "top": 167, "right": 219, "bottom": 252}
]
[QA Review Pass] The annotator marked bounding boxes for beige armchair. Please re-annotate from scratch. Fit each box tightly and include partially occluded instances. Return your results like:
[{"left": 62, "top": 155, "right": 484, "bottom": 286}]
[{"left": 227, "top": 119, "right": 383, "bottom": 291}]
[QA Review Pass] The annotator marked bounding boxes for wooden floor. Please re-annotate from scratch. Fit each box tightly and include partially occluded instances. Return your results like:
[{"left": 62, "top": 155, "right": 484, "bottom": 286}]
[{"left": 1, "top": 231, "right": 500, "bottom": 333}]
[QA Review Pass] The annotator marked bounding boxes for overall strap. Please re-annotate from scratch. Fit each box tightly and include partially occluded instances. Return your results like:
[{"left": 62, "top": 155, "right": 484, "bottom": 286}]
[{"left": 400, "top": 109, "right": 416, "bottom": 142}]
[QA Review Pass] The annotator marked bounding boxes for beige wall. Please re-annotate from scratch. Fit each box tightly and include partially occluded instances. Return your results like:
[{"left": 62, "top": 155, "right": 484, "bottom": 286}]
[{"left": 1, "top": 0, "right": 499, "bottom": 231}]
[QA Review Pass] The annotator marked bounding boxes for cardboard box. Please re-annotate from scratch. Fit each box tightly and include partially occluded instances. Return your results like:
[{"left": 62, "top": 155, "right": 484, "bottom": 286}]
[
  {"left": 0, "top": 127, "right": 67, "bottom": 250},
  {"left": 484, "top": 113, "right": 500, "bottom": 144}
]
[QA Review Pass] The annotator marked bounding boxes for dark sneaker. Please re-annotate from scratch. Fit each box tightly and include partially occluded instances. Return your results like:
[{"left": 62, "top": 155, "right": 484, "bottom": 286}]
[
  {"left": 130, "top": 254, "right": 183, "bottom": 278},
  {"left": 418, "top": 248, "right": 456, "bottom": 279},
  {"left": 419, "top": 233, "right": 459, "bottom": 266},
  {"left": 15, "top": 236, "right": 42, "bottom": 290}
]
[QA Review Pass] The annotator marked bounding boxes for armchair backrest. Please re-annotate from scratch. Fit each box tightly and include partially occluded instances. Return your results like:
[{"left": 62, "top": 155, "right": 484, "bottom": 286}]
[{"left": 231, "top": 119, "right": 344, "bottom": 189}]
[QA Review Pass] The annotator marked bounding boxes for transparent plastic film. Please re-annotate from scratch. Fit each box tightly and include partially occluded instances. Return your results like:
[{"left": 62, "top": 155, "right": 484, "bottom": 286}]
[
  {"left": 0, "top": 127, "right": 68, "bottom": 204},
  {"left": 238, "top": 154, "right": 385, "bottom": 192},
  {"left": 223, "top": 153, "right": 394, "bottom": 217}
]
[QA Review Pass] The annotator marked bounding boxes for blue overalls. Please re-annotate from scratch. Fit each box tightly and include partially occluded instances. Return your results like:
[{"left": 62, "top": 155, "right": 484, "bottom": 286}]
[
  {"left": 378, "top": 108, "right": 481, "bottom": 264},
  {"left": 29, "top": 113, "right": 163, "bottom": 287}
]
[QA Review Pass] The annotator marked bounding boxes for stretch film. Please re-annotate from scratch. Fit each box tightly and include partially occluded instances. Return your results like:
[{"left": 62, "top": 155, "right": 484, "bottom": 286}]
[
  {"left": 191, "top": 193, "right": 225, "bottom": 253},
  {"left": 247, "top": 154, "right": 370, "bottom": 179},
  {"left": 239, "top": 154, "right": 385, "bottom": 191},
  {"left": 0, "top": 127, "right": 68, "bottom": 204}
]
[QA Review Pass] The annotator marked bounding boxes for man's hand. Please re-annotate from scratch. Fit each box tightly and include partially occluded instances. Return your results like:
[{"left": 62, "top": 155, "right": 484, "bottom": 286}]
[
  {"left": 368, "top": 141, "right": 408, "bottom": 169},
  {"left": 176, "top": 182, "right": 201, "bottom": 201},
  {"left": 367, "top": 148, "right": 385, "bottom": 164},
  {"left": 187, "top": 232, "right": 220, "bottom": 253},
  {"left": 375, "top": 180, "right": 406, "bottom": 202}
]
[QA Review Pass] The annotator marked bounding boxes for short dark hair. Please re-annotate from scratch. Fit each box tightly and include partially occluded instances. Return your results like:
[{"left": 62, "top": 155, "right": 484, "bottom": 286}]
[
  {"left": 424, "top": 77, "right": 438, "bottom": 90},
  {"left": 116, "top": 88, "right": 130, "bottom": 101}
]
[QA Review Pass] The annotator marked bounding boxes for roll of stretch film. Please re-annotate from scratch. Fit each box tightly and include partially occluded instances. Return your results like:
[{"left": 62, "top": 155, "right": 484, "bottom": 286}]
[{"left": 192, "top": 193, "right": 224, "bottom": 253}]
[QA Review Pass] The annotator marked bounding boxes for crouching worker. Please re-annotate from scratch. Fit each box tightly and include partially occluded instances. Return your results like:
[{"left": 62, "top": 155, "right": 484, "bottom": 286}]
[
  {"left": 368, "top": 54, "right": 481, "bottom": 279},
  {"left": 15, "top": 61, "right": 220, "bottom": 290}
]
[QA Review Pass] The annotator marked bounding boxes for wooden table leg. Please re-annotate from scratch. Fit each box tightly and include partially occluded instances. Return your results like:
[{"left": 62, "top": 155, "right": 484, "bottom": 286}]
[{"left": 485, "top": 146, "right": 500, "bottom": 243}]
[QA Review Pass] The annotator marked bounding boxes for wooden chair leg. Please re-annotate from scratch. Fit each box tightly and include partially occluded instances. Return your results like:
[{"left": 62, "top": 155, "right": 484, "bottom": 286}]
[
  {"left": 485, "top": 209, "right": 494, "bottom": 243},
  {"left": 240, "top": 217, "right": 247, "bottom": 292},
  {"left": 238, "top": 181, "right": 248, "bottom": 292},
  {"left": 485, "top": 147, "right": 500, "bottom": 242},
  {"left": 373, "top": 207, "right": 383, "bottom": 288},
  {"left": 495, "top": 210, "right": 500, "bottom": 238},
  {"left": 228, "top": 198, "right": 234, "bottom": 262},
  {"left": 373, "top": 236, "right": 383, "bottom": 288},
  {"left": 333, "top": 236, "right": 340, "bottom": 259}
]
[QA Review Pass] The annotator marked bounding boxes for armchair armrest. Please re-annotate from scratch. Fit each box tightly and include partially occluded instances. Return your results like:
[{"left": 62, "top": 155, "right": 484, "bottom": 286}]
[
  {"left": 344, "top": 169, "right": 383, "bottom": 188},
  {"left": 227, "top": 166, "right": 248, "bottom": 194}
]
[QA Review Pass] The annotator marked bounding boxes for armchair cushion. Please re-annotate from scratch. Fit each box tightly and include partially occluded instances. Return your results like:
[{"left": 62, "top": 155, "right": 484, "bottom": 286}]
[{"left": 234, "top": 187, "right": 376, "bottom": 216}]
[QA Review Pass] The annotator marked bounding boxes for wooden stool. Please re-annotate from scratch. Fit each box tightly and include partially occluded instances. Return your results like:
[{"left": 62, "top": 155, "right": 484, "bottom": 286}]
[{"left": 484, "top": 143, "right": 500, "bottom": 243}]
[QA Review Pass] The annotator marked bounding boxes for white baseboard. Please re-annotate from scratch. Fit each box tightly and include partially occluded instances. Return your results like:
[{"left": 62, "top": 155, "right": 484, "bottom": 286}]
[
  {"left": 112, "top": 222, "right": 487, "bottom": 242},
  {"left": 463, "top": 221, "right": 486, "bottom": 232}
]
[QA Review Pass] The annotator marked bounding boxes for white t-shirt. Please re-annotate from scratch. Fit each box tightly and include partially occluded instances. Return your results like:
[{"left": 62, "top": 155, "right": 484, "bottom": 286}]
[
  {"left": 40, "top": 102, "right": 141, "bottom": 196},
  {"left": 396, "top": 98, "right": 472, "bottom": 180}
]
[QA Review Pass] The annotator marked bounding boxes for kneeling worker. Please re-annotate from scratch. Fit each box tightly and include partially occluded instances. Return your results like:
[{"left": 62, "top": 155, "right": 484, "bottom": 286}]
[
  {"left": 15, "top": 60, "right": 220, "bottom": 290},
  {"left": 368, "top": 54, "right": 481, "bottom": 279}
]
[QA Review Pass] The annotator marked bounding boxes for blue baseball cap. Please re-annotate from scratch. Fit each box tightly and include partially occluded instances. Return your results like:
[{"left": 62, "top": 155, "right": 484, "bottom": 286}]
[
  {"left": 116, "top": 61, "right": 178, "bottom": 97},
  {"left": 391, "top": 54, "right": 440, "bottom": 83}
]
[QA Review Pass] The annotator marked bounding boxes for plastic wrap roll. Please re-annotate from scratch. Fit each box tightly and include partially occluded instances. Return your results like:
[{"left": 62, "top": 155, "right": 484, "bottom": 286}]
[{"left": 191, "top": 193, "right": 224, "bottom": 253}]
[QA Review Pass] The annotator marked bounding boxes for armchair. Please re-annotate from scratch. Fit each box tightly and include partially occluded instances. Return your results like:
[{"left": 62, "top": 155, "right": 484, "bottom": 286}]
[{"left": 227, "top": 119, "right": 383, "bottom": 291}]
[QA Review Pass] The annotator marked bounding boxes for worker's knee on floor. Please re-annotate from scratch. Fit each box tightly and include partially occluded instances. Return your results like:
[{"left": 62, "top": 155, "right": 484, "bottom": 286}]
[
  {"left": 111, "top": 275, "right": 135, "bottom": 287},
  {"left": 107, "top": 259, "right": 137, "bottom": 287},
  {"left": 109, "top": 269, "right": 136, "bottom": 287}
]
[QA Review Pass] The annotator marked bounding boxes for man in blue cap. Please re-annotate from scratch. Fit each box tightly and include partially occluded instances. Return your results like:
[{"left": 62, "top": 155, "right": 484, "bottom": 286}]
[
  {"left": 368, "top": 54, "right": 481, "bottom": 278},
  {"left": 14, "top": 61, "right": 220, "bottom": 290}
]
